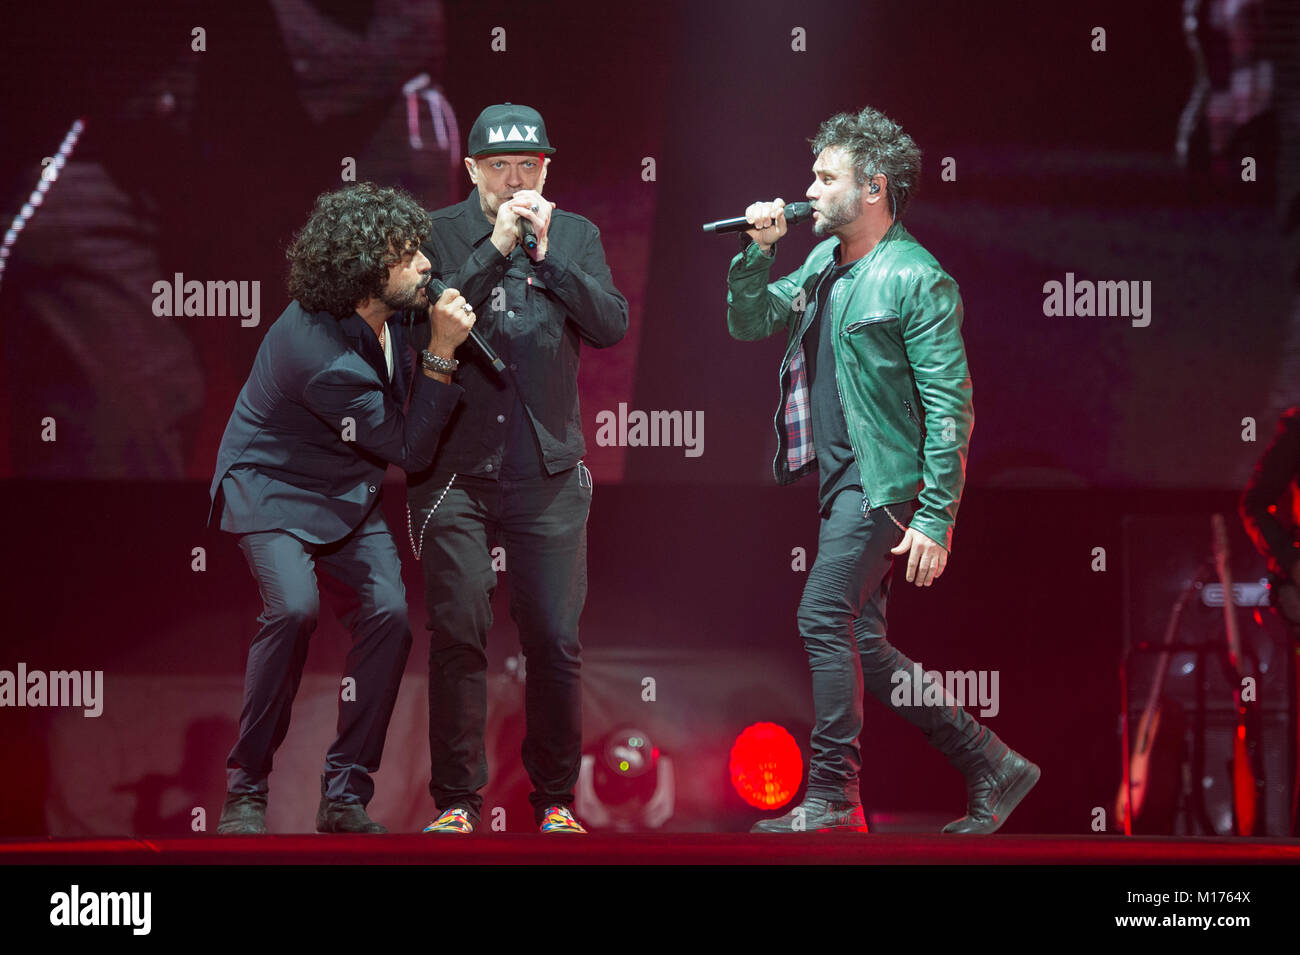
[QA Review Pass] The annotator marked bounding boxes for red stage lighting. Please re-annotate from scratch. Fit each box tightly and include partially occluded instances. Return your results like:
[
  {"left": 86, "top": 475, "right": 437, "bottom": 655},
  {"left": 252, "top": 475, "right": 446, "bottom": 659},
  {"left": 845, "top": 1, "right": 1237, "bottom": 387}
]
[{"left": 729, "top": 722, "right": 803, "bottom": 809}]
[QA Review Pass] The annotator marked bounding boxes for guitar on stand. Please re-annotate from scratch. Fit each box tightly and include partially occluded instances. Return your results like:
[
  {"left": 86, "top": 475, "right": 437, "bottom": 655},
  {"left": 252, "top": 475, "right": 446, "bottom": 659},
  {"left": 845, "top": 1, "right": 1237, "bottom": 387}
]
[
  {"left": 1116, "top": 569, "right": 1204, "bottom": 834},
  {"left": 1212, "top": 513, "right": 1266, "bottom": 835}
]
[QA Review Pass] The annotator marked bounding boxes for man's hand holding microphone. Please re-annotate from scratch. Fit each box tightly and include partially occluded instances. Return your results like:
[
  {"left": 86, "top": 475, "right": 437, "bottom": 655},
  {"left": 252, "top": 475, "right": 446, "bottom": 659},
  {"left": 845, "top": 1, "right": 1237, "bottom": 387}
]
[
  {"left": 745, "top": 198, "right": 789, "bottom": 253},
  {"left": 422, "top": 283, "right": 475, "bottom": 384},
  {"left": 489, "top": 188, "right": 556, "bottom": 262}
]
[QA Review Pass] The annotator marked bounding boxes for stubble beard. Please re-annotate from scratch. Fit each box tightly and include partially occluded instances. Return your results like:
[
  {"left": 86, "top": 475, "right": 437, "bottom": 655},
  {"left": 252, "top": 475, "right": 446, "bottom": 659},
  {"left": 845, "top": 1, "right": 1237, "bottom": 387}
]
[{"left": 812, "top": 184, "right": 863, "bottom": 237}]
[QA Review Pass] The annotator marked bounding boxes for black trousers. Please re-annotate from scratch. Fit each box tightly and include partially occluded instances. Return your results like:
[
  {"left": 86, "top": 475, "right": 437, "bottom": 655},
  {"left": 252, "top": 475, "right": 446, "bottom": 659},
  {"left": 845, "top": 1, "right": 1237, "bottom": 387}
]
[
  {"left": 800, "top": 489, "right": 1009, "bottom": 804},
  {"left": 228, "top": 504, "right": 413, "bottom": 806},
  {"left": 411, "top": 464, "right": 591, "bottom": 824}
]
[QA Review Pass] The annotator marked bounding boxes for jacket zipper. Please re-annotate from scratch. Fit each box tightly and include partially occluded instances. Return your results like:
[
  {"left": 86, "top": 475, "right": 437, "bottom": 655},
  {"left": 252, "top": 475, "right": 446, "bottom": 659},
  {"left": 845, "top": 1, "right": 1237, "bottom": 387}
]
[
  {"left": 843, "top": 315, "right": 893, "bottom": 333},
  {"left": 904, "top": 398, "right": 922, "bottom": 430}
]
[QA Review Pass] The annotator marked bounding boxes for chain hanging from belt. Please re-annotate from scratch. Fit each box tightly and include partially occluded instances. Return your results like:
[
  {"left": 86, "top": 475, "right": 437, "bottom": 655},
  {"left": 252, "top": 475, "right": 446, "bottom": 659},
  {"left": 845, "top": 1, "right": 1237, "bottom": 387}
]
[{"left": 406, "top": 472, "right": 457, "bottom": 560}]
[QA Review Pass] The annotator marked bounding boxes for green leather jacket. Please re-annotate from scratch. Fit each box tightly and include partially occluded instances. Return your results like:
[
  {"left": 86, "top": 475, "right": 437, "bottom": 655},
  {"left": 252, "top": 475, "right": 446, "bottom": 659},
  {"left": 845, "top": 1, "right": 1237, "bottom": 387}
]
[{"left": 726, "top": 220, "right": 972, "bottom": 552}]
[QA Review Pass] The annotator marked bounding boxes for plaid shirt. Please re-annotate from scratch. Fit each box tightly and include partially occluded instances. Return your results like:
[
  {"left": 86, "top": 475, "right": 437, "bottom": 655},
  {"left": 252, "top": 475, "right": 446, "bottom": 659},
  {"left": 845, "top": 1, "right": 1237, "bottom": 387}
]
[
  {"left": 783, "top": 343, "right": 814, "bottom": 472},
  {"left": 783, "top": 258, "right": 845, "bottom": 474}
]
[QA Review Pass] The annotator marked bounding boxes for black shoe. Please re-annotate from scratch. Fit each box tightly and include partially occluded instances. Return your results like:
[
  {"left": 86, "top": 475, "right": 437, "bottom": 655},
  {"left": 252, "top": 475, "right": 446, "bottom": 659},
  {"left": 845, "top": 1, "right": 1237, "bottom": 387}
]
[
  {"left": 315, "top": 795, "right": 387, "bottom": 833},
  {"left": 942, "top": 750, "right": 1040, "bottom": 834},
  {"left": 750, "top": 797, "right": 869, "bottom": 833},
  {"left": 217, "top": 792, "right": 268, "bottom": 835}
]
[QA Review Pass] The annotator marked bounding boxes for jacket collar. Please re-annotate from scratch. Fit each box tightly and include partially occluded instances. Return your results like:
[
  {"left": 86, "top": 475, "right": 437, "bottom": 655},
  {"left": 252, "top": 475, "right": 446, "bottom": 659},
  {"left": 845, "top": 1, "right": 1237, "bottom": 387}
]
[
  {"left": 833, "top": 218, "right": 908, "bottom": 278},
  {"left": 338, "top": 311, "right": 401, "bottom": 394},
  {"left": 458, "top": 189, "right": 495, "bottom": 243},
  {"left": 339, "top": 311, "right": 376, "bottom": 350}
]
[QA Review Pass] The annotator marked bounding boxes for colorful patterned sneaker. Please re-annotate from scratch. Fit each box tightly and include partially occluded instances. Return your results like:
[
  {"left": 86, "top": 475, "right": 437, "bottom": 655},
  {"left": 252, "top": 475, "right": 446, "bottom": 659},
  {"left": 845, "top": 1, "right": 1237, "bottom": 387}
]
[
  {"left": 422, "top": 808, "right": 474, "bottom": 833},
  {"left": 538, "top": 805, "right": 588, "bottom": 833}
]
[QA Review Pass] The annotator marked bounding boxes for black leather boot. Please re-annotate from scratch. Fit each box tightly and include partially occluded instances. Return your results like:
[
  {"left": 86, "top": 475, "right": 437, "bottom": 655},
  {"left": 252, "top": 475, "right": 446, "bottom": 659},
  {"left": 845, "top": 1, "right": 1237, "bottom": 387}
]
[
  {"left": 217, "top": 791, "right": 268, "bottom": 834},
  {"left": 942, "top": 749, "right": 1040, "bottom": 834},
  {"left": 315, "top": 796, "right": 387, "bottom": 833},
  {"left": 750, "top": 797, "right": 869, "bottom": 833},
  {"left": 315, "top": 776, "right": 386, "bottom": 833}
]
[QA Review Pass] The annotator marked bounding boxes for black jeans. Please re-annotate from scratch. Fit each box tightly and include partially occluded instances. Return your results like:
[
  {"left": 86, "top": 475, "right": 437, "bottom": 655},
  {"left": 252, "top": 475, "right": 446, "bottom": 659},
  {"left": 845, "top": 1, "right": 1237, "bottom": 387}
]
[
  {"left": 411, "top": 464, "right": 591, "bottom": 824},
  {"left": 229, "top": 504, "right": 412, "bottom": 805},
  {"left": 800, "top": 489, "right": 1009, "bottom": 804}
]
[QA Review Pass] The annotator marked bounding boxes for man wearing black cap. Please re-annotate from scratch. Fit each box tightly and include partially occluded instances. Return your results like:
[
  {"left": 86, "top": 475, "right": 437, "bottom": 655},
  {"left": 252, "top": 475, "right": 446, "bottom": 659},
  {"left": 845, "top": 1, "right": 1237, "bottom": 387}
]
[{"left": 408, "top": 103, "right": 628, "bottom": 834}]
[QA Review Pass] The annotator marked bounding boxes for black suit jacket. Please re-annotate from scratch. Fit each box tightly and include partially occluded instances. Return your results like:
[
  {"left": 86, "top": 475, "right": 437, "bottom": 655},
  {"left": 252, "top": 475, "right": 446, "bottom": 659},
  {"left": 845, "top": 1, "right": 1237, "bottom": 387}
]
[{"left": 209, "top": 300, "right": 462, "bottom": 544}]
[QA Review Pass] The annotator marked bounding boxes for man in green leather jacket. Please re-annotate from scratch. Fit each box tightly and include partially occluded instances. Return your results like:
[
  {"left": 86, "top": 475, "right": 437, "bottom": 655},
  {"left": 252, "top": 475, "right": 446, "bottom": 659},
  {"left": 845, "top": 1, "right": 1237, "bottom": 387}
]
[{"left": 727, "top": 107, "right": 1039, "bottom": 834}]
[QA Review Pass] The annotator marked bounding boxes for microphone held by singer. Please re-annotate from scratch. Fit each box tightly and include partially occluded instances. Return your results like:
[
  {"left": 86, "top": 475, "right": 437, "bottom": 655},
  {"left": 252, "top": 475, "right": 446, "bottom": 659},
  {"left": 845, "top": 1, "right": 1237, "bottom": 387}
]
[
  {"left": 701, "top": 201, "right": 812, "bottom": 234},
  {"left": 520, "top": 219, "right": 539, "bottom": 252},
  {"left": 418, "top": 275, "right": 506, "bottom": 373}
]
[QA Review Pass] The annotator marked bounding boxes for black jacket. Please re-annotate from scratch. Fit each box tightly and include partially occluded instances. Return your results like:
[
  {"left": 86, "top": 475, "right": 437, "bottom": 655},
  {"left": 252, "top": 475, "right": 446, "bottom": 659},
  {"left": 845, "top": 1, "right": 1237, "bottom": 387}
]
[
  {"left": 407, "top": 190, "right": 627, "bottom": 492},
  {"left": 209, "top": 301, "right": 462, "bottom": 544},
  {"left": 1241, "top": 406, "right": 1300, "bottom": 578}
]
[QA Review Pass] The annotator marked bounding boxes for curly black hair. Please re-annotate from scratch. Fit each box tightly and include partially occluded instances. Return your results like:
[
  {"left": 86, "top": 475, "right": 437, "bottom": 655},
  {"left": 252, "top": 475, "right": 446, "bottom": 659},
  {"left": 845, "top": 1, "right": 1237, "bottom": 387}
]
[
  {"left": 811, "top": 107, "right": 921, "bottom": 219},
  {"left": 287, "top": 182, "right": 431, "bottom": 318}
]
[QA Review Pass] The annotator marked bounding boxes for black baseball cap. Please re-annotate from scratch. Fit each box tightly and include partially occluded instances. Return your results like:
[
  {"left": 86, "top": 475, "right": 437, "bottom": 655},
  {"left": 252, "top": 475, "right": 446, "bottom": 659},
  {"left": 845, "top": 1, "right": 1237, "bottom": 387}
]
[{"left": 467, "top": 103, "right": 556, "bottom": 157}]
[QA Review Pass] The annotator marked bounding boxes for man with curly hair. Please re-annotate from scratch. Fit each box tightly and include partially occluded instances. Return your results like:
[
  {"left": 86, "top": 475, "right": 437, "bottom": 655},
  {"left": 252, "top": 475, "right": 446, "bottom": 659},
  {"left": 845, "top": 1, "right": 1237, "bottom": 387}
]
[
  {"left": 407, "top": 104, "right": 628, "bottom": 834},
  {"left": 208, "top": 183, "right": 476, "bottom": 834},
  {"left": 728, "top": 107, "right": 1039, "bottom": 834}
]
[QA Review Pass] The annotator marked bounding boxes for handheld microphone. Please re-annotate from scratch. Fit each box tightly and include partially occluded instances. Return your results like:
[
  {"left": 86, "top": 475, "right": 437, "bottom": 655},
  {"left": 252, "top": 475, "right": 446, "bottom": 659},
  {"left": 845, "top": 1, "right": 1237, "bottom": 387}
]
[
  {"left": 701, "top": 200, "right": 813, "bottom": 234},
  {"left": 510, "top": 192, "right": 540, "bottom": 252},
  {"left": 421, "top": 276, "right": 506, "bottom": 374},
  {"left": 519, "top": 219, "right": 539, "bottom": 253}
]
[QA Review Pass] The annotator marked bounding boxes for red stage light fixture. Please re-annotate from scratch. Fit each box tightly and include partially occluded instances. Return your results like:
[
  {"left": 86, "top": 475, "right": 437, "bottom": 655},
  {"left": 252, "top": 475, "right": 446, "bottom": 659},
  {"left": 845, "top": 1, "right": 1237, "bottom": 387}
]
[{"left": 729, "top": 722, "right": 803, "bottom": 809}]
